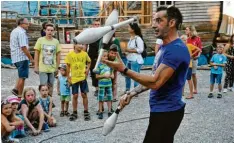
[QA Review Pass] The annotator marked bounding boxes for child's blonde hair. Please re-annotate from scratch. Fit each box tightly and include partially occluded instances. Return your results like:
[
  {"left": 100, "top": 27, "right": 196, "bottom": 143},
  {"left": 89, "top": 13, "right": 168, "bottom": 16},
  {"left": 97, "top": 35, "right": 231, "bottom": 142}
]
[{"left": 23, "top": 87, "right": 37, "bottom": 99}]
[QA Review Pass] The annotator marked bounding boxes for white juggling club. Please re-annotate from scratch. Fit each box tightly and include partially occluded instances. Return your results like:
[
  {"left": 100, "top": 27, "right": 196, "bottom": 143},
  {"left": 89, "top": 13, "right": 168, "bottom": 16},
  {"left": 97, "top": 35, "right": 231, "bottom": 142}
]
[
  {"left": 102, "top": 106, "right": 121, "bottom": 136},
  {"left": 73, "top": 16, "right": 138, "bottom": 44},
  {"left": 102, "top": 85, "right": 146, "bottom": 136},
  {"left": 93, "top": 9, "right": 118, "bottom": 73}
]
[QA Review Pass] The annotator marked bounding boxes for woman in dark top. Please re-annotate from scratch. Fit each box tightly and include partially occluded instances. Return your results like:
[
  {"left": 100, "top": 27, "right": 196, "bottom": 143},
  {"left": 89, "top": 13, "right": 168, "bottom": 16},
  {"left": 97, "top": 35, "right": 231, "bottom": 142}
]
[{"left": 223, "top": 34, "right": 234, "bottom": 92}]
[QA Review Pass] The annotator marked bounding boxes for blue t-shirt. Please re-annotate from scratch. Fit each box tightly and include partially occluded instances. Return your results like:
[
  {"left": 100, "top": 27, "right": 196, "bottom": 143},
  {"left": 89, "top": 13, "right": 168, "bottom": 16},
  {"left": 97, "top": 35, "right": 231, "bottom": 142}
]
[
  {"left": 58, "top": 75, "right": 71, "bottom": 96},
  {"left": 210, "top": 54, "right": 227, "bottom": 74},
  {"left": 150, "top": 38, "right": 190, "bottom": 112}
]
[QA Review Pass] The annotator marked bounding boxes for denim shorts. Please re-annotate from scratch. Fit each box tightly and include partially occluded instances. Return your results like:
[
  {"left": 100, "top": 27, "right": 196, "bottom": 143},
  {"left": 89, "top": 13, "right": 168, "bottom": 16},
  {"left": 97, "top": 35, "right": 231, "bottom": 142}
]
[
  {"left": 72, "top": 80, "right": 89, "bottom": 94},
  {"left": 39, "top": 72, "right": 55, "bottom": 86},
  {"left": 186, "top": 68, "right": 192, "bottom": 80},
  {"left": 14, "top": 60, "right": 29, "bottom": 78},
  {"left": 210, "top": 73, "right": 222, "bottom": 84}
]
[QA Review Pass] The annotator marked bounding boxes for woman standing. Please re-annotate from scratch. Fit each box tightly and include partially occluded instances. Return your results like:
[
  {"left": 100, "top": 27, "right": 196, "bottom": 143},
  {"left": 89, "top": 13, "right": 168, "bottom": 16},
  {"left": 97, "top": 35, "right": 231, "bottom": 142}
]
[
  {"left": 185, "top": 25, "right": 202, "bottom": 94},
  {"left": 223, "top": 34, "right": 234, "bottom": 92},
  {"left": 124, "top": 23, "right": 144, "bottom": 93}
]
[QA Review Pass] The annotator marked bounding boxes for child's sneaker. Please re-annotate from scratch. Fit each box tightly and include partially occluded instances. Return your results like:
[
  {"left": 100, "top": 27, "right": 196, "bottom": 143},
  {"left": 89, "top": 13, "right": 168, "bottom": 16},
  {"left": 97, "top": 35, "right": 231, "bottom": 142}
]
[
  {"left": 223, "top": 88, "right": 228, "bottom": 93},
  {"left": 208, "top": 93, "right": 213, "bottom": 98},
  {"left": 42, "top": 122, "right": 50, "bottom": 132},
  {"left": 98, "top": 112, "right": 103, "bottom": 119},
  {"left": 108, "top": 112, "right": 112, "bottom": 117},
  {"left": 217, "top": 93, "right": 222, "bottom": 98},
  {"left": 84, "top": 111, "right": 90, "bottom": 121}
]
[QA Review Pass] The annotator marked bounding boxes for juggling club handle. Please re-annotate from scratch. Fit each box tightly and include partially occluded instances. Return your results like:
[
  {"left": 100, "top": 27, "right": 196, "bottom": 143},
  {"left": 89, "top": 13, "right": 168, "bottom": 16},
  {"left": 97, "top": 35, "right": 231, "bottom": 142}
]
[{"left": 93, "top": 48, "right": 104, "bottom": 73}]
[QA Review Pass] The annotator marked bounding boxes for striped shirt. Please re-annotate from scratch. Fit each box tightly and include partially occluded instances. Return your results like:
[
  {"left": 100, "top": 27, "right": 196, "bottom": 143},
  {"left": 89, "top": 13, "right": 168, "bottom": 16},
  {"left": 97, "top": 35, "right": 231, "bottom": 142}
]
[
  {"left": 10, "top": 26, "right": 29, "bottom": 63},
  {"left": 96, "top": 63, "right": 113, "bottom": 87}
]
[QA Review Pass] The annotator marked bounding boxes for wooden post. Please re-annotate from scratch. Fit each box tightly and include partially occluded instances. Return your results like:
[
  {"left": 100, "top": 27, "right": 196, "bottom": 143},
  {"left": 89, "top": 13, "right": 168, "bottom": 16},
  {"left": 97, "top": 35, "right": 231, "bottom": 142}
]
[
  {"left": 124, "top": 1, "right": 127, "bottom": 16},
  {"left": 141, "top": 1, "right": 145, "bottom": 24}
]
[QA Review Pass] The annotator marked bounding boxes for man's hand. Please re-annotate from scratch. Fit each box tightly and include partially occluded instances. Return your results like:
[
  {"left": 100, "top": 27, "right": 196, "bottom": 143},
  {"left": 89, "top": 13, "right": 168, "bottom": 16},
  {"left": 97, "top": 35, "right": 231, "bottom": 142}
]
[
  {"left": 103, "top": 53, "right": 126, "bottom": 72},
  {"left": 214, "top": 65, "right": 218, "bottom": 69},
  {"left": 34, "top": 67, "right": 39, "bottom": 74},
  {"left": 119, "top": 94, "right": 133, "bottom": 110}
]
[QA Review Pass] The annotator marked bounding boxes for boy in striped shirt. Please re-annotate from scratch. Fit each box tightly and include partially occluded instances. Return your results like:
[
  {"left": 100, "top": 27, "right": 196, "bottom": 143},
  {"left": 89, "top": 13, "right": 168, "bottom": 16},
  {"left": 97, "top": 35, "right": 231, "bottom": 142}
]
[{"left": 96, "top": 51, "right": 114, "bottom": 119}]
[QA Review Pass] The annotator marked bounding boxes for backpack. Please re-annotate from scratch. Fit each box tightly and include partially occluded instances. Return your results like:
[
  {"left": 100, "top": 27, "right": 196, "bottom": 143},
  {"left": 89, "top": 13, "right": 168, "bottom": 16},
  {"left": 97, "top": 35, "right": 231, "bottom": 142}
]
[{"left": 135, "top": 37, "right": 147, "bottom": 58}]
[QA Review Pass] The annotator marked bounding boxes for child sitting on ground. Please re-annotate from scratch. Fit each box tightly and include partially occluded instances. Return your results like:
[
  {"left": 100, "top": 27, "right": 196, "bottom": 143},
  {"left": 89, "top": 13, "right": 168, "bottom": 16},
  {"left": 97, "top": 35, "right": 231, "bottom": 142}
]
[
  {"left": 39, "top": 85, "right": 56, "bottom": 127},
  {"left": 7, "top": 95, "right": 26, "bottom": 139},
  {"left": 208, "top": 44, "right": 227, "bottom": 98},
  {"left": 18, "top": 87, "right": 47, "bottom": 136},
  {"left": 96, "top": 50, "right": 114, "bottom": 119},
  {"left": 1, "top": 98, "right": 23, "bottom": 142},
  {"left": 57, "top": 64, "right": 71, "bottom": 117}
]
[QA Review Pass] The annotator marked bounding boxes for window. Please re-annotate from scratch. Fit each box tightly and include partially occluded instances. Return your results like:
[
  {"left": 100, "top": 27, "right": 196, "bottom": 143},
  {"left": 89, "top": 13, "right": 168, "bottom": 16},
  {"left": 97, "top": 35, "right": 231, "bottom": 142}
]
[{"left": 158, "top": 1, "right": 174, "bottom": 7}]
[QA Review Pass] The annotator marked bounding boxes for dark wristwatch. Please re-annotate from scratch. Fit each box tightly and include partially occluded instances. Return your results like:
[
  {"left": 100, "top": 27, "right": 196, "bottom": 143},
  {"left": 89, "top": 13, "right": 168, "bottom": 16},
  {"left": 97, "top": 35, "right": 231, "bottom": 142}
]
[{"left": 122, "top": 67, "right": 128, "bottom": 75}]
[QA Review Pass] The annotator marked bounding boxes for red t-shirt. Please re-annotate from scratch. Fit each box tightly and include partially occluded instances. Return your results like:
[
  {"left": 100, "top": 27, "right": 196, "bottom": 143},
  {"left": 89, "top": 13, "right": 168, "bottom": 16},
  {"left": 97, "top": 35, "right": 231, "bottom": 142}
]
[{"left": 187, "top": 36, "right": 202, "bottom": 56}]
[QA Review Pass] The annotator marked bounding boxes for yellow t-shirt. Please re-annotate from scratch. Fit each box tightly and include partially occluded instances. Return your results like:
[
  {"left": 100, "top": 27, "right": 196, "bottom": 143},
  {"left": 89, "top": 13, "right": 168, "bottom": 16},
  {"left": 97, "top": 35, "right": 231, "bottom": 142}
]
[
  {"left": 186, "top": 44, "right": 197, "bottom": 68},
  {"left": 34, "top": 37, "right": 61, "bottom": 73},
  {"left": 65, "top": 51, "right": 91, "bottom": 84}
]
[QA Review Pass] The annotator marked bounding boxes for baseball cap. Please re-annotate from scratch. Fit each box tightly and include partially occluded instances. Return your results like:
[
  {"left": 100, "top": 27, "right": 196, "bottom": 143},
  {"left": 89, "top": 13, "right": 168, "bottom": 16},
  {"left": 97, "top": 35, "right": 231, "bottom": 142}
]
[{"left": 58, "top": 64, "right": 67, "bottom": 70}]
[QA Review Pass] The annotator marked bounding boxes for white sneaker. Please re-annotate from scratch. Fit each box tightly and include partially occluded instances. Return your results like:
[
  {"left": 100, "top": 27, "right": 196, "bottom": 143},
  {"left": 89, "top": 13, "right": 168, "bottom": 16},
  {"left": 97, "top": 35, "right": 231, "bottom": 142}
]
[
  {"left": 228, "top": 87, "right": 232, "bottom": 91},
  {"left": 223, "top": 88, "right": 228, "bottom": 93}
]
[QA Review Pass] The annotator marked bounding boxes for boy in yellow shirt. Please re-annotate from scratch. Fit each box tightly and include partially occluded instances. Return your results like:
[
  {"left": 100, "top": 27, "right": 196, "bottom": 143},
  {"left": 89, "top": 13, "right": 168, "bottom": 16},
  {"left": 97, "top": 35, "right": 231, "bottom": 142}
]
[
  {"left": 181, "top": 35, "right": 201, "bottom": 99},
  {"left": 65, "top": 43, "right": 91, "bottom": 121}
]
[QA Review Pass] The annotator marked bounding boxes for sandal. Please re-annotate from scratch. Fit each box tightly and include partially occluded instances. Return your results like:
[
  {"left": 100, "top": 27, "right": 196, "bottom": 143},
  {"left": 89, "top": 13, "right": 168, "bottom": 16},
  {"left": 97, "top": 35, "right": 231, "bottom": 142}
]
[
  {"left": 64, "top": 111, "right": 70, "bottom": 116},
  {"left": 186, "top": 96, "right": 194, "bottom": 99},
  {"left": 60, "top": 111, "right": 64, "bottom": 117},
  {"left": 84, "top": 111, "right": 90, "bottom": 121},
  {"left": 69, "top": 113, "right": 78, "bottom": 121}
]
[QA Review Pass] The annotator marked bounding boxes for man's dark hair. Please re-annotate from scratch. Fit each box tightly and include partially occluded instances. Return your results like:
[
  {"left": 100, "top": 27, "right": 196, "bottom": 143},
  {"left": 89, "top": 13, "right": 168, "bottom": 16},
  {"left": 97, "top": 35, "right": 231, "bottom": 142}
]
[
  {"left": 109, "top": 44, "right": 118, "bottom": 52},
  {"left": 17, "top": 18, "right": 26, "bottom": 25},
  {"left": 156, "top": 6, "right": 183, "bottom": 30},
  {"left": 45, "top": 23, "right": 54, "bottom": 29},
  {"left": 94, "top": 19, "right": 100, "bottom": 22}
]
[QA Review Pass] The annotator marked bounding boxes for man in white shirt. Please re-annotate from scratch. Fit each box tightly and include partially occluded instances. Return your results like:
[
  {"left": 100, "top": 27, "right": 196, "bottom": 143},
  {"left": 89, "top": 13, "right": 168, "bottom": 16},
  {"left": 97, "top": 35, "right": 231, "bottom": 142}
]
[{"left": 10, "top": 18, "right": 34, "bottom": 98}]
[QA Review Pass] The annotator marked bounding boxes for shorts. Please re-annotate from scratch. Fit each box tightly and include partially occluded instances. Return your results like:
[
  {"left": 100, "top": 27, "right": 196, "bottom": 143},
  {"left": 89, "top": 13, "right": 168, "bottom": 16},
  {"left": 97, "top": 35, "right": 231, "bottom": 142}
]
[
  {"left": 210, "top": 73, "right": 222, "bottom": 84},
  {"left": 186, "top": 68, "right": 192, "bottom": 80},
  {"left": 39, "top": 72, "right": 55, "bottom": 86},
  {"left": 192, "top": 59, "right": 198, "bottom": 74},
  {"left": 72, "top": 80, "right": 89, "bottom": 94},
  {"left": 60, "top": 95, "right": 71, "bottom": 101},
  {"left": 14, "top": 60, "right": 29, "bottom": 78},
  {"left": 98, "top": 86, "right": 113, "bottom": 101}
]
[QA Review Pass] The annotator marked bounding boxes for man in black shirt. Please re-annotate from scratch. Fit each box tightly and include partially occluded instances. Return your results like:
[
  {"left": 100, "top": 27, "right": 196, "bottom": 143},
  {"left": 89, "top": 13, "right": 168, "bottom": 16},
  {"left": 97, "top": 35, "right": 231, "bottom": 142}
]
[{"left": 88, "top": 19, "right": 101, "bottom": 96}]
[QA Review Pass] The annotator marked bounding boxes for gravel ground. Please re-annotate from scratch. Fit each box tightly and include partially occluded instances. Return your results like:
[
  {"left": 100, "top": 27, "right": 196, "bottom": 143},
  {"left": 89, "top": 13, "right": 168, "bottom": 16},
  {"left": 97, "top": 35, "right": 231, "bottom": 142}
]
[{"left": 1, "top": 68, "right": 234, "bottom": 143}]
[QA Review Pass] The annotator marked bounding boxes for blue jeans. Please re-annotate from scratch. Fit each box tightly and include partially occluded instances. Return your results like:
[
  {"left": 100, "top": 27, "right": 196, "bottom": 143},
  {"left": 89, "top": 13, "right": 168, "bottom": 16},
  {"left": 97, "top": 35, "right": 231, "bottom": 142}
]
[{"left": 125, "top": 60, "right": 142, "bottom": 91}]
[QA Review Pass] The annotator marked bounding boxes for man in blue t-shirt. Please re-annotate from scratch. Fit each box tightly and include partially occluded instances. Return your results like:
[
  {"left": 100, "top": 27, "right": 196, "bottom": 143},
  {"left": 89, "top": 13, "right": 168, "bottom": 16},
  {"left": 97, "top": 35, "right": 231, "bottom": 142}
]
[
  {"left": 208, "top": 44, "right": 227, "bottom": 98},
  {"left": 104, "top": 6, "right": 190, "bottom": 143}
]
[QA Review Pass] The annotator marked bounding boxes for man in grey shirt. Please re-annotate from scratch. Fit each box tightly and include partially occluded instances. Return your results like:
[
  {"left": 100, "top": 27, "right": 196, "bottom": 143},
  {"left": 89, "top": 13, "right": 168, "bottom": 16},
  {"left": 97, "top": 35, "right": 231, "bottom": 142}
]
[{"left": 10, "top": 18, "right": 33, "bottom": 98}]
